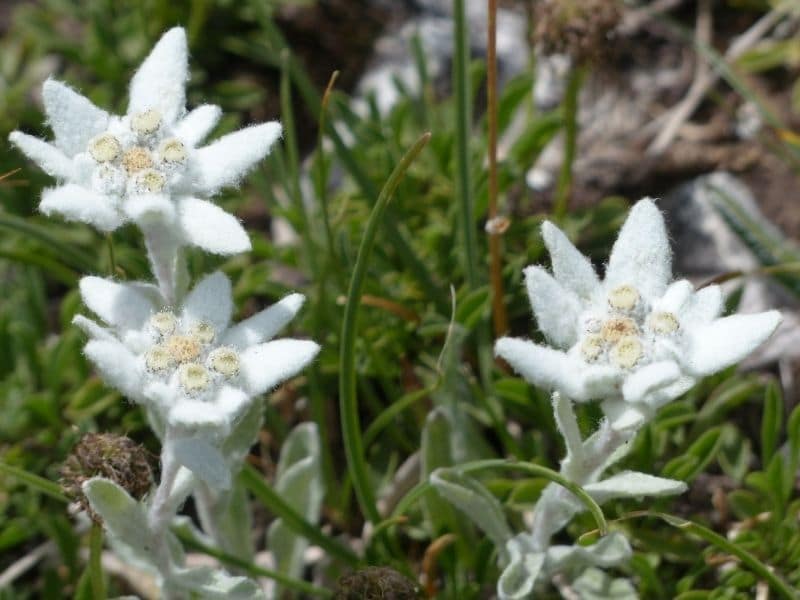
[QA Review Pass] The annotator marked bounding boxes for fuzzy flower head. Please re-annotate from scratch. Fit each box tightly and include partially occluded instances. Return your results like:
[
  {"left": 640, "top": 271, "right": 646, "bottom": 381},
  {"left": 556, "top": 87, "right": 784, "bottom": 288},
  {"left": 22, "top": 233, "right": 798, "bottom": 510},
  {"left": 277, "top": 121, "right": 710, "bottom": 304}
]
[
  {"left": 496, "top": 198, "right": 781, "bottom": 430},
  {"left": 73, "top": 271, "right": 319, "bottom": 487},
  {"left": 9, "top": 27, "right": 281, "bottom": 255}
]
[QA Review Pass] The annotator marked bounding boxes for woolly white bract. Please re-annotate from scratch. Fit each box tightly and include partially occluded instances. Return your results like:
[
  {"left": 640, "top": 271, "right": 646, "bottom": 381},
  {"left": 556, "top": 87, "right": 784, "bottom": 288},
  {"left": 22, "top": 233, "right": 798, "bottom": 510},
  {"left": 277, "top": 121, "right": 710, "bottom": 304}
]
[
  {"left": 495, "top": 198, "right": 781, "bottom": 429},
  {"left": 9, "top": 27, "right": 281, "bottom": 255},
  {"left": 74, "top": 270, "right": 319, "bottom": 487}
]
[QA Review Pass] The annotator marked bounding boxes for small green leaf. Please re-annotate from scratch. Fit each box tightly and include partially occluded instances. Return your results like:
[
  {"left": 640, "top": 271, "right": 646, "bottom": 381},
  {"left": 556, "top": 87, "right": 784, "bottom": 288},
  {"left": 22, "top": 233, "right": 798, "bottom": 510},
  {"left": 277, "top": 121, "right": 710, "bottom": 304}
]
[
  {"left": 430, "top": 468, "right": 512, "bottom": 551},
  {"left": 662, "top": 426, "right": 726, "bottom": 482},
  {"left": 761, "top": 382, "right": 783, "bottom": 466}
]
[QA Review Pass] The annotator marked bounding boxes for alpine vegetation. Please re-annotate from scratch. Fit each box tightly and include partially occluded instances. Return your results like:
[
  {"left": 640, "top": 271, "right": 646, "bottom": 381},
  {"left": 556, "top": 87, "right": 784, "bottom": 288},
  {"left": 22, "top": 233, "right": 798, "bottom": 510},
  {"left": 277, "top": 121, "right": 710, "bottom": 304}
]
[
  {"left": 10, "top": 27, "right": 319, "bottom": 598},
  {"left": 486, "top": 198, "right": 780, "bottom": 597}
]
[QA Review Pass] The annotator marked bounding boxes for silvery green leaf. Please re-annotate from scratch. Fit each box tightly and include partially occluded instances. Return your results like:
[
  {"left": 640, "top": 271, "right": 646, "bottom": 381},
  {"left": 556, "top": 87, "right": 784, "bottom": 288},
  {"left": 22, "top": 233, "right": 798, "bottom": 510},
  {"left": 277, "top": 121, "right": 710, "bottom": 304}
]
[
  {"left": 208, "top": 483, "right": 255, "bottom": 561},
  {"left": 497, "top": 550, "right": 545, "bottom": 600},
  {"left": 421, "top": 408, "right": 457, "bottom": 530},
  {"left": 583, "top": 471, "right": 687, "bottom": 504},
  {"left": 165, "top": 566, "right": 265, "bottom": 599},
  {"left": 430, "top": 468, "right": 512, "bottom": 552},
  {"left": 571, "top": 567, "right": 638, "bottom": 600},
  {"left": 546, "top": 532, "right": 632, "bottom": 573},
  {"left": 267, "top": 423, "right": 324, "bottom": 591},
  {"left": 222, "top": 400, "right": 263, "bottom": 466},
  {"left": 172, "top": 436, "right": 231, "bottom": 490},
  {"left": 82, "top": 477, "right": 158, "bottom": 568}
]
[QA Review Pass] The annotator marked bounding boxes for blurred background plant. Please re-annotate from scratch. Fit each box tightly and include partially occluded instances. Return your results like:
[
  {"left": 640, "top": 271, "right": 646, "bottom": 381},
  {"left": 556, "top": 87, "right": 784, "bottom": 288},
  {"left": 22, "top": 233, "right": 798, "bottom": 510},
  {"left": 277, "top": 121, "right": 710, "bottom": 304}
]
[{"left": 1, "top": 0, "right": 799, "bottom": 598}]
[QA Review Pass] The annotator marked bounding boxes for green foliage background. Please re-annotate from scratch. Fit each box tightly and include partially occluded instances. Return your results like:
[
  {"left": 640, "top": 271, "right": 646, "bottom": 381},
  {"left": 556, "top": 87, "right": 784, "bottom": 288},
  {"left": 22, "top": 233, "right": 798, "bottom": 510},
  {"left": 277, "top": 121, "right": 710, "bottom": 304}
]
[{"left": 0, "top": 1, "right": 799, "bottom": 598}]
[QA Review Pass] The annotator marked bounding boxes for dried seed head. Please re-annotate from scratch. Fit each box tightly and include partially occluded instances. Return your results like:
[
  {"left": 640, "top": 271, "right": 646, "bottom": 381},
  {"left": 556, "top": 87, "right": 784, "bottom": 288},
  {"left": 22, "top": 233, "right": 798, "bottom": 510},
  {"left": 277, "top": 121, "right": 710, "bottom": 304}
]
[
  {"left": 150, "top": 311, "right": 177, "bottom": 335},
  {"left": 608, "top": 285, "right": 640, "bottom": 312},
  {"left": 533, "top": 0, "right": 621, "bottom": 65},
  {"left": 333, "top": 566, "right": 420, "bottom": 600},
  {"left": 122, "top": 146, "right": 154, "bottom": 174},
  {"left": 135, "top": 168, "right": 166, "bottom": 193},
  {"left": 208, "top": 346, "right": 240, "bottom": 377},
  {"left": 580, "top": 333, "right": 605, "bottom": 362},
  {"left": 610, "top": 335, "right": 643, "bottom": 369},
  {"left": 145, "top": 344, "right": 174, "bottom": 372},
  {"left": 649, "top": 311, "right": 679, "bottom": 334},
  {"left": 60, "top": 433, "right": 153, "bottom": 522},
  {"left": 601, "top": 317, "right": 639, "bottom": 343},
  {"left": 160, "top": 138, "right": 187, "bottom": 163},
  {"left": 88, "top": 134, "right": 121, "bottom": 163},
  {"left": 189, "top": 321, "right": 215, "bottom": 345},
  {"left": 131, "top": 109, "right": 162, "bottom": 135},
  {"left": 179, "top": 362, "right": 211, "bottom": 393}
]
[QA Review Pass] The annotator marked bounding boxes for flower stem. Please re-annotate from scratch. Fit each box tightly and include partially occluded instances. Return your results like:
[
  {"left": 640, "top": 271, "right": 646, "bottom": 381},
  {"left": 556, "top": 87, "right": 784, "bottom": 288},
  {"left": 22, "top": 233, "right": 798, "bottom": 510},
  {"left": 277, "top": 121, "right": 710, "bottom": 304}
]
[
  {"left": 142, "top": 221, "right": 185, "bottom": 306},
  {"left": 105, "top": 233, "right": 117, "bottom": 278},
  {"left": 147, "top": 433, "right": 181, "bottom": 577}
]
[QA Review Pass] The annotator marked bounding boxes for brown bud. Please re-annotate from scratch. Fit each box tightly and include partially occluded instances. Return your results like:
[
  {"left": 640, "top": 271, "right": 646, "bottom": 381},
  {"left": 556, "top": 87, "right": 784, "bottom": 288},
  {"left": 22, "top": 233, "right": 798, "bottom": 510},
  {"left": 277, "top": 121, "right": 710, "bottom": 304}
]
[
  {"left": 60, "top": 433, "right": 154, "bottom": 521},
  {"left": 333, "top": 566, "right": 420, "bottom": 600},
  {"left": 533, "top": 0, "right": 621, "bottom": 65}
]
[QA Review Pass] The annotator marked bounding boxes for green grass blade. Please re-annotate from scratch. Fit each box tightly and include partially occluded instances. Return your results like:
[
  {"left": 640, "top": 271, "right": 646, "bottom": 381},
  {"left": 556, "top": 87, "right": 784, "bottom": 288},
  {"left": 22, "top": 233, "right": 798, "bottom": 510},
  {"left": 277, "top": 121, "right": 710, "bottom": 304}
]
[
  {"left": 239, "top": 464, "right": 359, "bottom": 567},
  {"left": 339, "top": 132, "right": 431, "bottom": 526},
  {"left": 0, "top": 461, "right": 69, "bottom": 502}
]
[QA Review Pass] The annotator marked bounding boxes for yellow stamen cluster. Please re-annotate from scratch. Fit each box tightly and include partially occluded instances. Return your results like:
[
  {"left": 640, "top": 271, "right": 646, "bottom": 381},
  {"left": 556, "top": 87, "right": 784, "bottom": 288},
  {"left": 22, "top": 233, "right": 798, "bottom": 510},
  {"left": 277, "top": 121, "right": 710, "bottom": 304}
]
[
  {"left": 145, "top": 345, "right": 174, "bottom": 372},
  {"left": 649, "top": 311, "right": 679, "bottom": 334},
  {"left": 165, "top": 335, "right": 202, "bottom": 363},
  {"left": 179, "top": 362, "right": 210, "bottom": 393},
  {"left": 190, "top": 322, "right": 215, "bottom": 344},
  {"left": 150, "top": 311, "right": 177, "bottom": 335},
  {"left": 122, "top": 147, "right": 154, "bottom": 173},
  {"left": 601, "top": 317, "right": 639, "bottom": 343},
  {"left": 136, "top": 169, "right": 166, "bottom": 193},
  {"left": 208, "top": 347, "right": 240, "bottom": 377},
  {"left": 580, "top": 334, "right": 605, "bottom": 362},
  {"left": 131, "top": 109, "right": 162, "bottom": 135},
  {"left": 160, "top": 139, "right": 187, "bottom": 163},
  {"left": 89, "top": 134, "right": 121, "bottom": 162},
  {"left": 608, "top": 285, "right": 640, "bottom": 311},
  {"left": 610, "top": 335, "right": 643, "bottom": 369}
]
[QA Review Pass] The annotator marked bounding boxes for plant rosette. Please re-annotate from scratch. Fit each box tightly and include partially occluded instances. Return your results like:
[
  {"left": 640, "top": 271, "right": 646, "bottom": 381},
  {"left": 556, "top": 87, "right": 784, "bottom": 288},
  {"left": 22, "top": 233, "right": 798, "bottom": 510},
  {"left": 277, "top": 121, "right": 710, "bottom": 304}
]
[
  {"left": 495, "top": 198, "right": 781, "bottom": 430},
  {"left": 74, "top": 270, "right": 319, "bottom": 488},
  {"left": 9, "top": 27, "right": 281, "bottom": 255}
]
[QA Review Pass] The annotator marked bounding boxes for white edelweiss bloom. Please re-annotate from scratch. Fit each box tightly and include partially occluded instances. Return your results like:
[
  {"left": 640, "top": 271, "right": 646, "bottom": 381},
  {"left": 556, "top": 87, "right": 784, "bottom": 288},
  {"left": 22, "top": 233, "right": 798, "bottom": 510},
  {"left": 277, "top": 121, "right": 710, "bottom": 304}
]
[
  {"left": 73, "top": 270, "right": 319, "bottom": 485},
  {"left": 9, "top": 27, "right": 282, "bottom": 255},
  {"left": 495, "top": 198, "right": 781, "bottom": 430}
]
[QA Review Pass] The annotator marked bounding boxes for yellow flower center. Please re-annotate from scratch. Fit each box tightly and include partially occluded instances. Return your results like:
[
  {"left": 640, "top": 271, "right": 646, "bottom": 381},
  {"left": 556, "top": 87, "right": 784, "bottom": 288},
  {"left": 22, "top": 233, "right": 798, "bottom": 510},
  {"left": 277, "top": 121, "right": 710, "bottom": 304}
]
[
  {"left": 136, "top": 169, "right": 166, "bottom": 193},
  {"left": 145, "top": 345, "right": 174, "bottom": 372},
  {"left": 649, "top": 311, "right": 679, "bottom": 334},
  {"left": 88, "top": 134, "right": 121, "bottom": 162},
  {"left": 580, "top": 334, "right": 605, "bottom": 362},
  {"left": 608, "top": 285, "right": 640, "bottom": 311},
  {"left": 610, "top": 336, "right": 643, "bottom": 369},
  {"left": 189, "top": 322, "right": 215, "bottom": 345},
  {"left": 165, "top": 335, "right": 202, "bottom": 363},
  {"left": 208, "top": 347, "right": 240, "bottom": 377},
  {"left": 131, "top": 109, "right": 162, "bottom": 135},
  {"left": 160, "top": 139, "right": 187, "bottom": 163},
  {"left": 600, "top": 317, "right": 639, "bottom": 343},
  {"left": 150, "top": 311, "right": 176, "bottom": 335},
  {"left": 122, "top": 147, "right": 154, "bottom": 173},
  {"left": 179, "top": 363, "right": 210, "bottom": 393}
]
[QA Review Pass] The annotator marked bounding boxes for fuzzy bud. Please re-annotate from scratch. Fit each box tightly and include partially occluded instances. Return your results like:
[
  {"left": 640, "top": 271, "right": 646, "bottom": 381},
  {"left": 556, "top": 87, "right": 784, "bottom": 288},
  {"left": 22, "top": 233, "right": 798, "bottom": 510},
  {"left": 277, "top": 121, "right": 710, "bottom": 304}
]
[
  {"left": 333, "top": 567, "right": 420, "bottom": 600},
  {"left": 60, "top": 433, "right": 153, "bottom": 522},
  {"left": 533, "top": 0, "right": 621, "bottom": 65}
]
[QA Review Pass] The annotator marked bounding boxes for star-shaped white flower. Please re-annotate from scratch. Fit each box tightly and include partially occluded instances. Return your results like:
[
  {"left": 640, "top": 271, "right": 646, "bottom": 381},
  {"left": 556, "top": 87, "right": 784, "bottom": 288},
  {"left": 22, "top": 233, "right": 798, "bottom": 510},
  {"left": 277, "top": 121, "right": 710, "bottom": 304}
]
[
  {"left": 73, "top": 270, "right": 319, "bottom": 487},
  {"left": 495, "top": 198, "right": 781, "bottom": 429},
  {"left": 9, "top": 27, "right": 281, "bottom": 255}
]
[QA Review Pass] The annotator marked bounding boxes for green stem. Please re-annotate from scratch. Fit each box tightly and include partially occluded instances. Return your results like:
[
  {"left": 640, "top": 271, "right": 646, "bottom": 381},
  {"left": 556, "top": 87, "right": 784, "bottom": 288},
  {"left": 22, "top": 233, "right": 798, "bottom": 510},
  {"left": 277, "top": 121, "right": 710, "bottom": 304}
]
[
  {"left": 0, "top": 462, "right": 68, "bottom": 502},
  {"left": 619, "top": 512, "right": 798, "bottom": 600},
  {"left": 240, "top": 464, "right": 360, "bottom": 567},
  {"left": 554, "top": 66, "right": 584, "bottom": 220},
  {"left": 105, "top": 233, "right": 117, "bottom": 278},
  {"left": 390, "top": 459, "right": 608, "bottom": 538},
  {"left": 89, "top": 522, "right": 105, "bottom": 599},
  {"left": 339, "top": 132, "right": 431, "bottom": 526}
]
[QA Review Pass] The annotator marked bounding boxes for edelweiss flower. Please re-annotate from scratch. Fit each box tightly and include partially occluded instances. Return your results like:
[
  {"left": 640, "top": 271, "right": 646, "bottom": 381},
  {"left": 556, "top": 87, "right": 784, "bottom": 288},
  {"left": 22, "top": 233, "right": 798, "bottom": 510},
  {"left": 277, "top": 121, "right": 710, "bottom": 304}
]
[
  {"left": 495, "top": 198, "right": 781, "bottom": 429},
  {"left": 73, "top": 271, "right": 319, "bottom": 486},
  {"left": 9, "top": 27, "right": 281, "bottom": 255}
]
